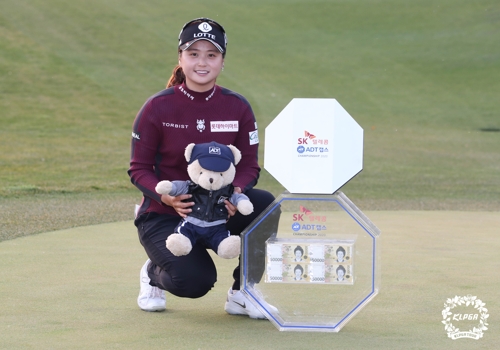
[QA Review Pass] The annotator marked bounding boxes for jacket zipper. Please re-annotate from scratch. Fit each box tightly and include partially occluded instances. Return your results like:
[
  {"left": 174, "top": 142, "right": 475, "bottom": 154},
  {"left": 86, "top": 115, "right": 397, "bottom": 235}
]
[{"left": 204, "top": 191, "right": 213, "bottom": 220}]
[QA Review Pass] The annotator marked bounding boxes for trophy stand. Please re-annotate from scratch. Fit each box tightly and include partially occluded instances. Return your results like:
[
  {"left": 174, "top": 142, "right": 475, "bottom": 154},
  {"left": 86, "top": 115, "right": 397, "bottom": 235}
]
[{"left": 240, "top": 99, "right": 381, "bottom": 332}]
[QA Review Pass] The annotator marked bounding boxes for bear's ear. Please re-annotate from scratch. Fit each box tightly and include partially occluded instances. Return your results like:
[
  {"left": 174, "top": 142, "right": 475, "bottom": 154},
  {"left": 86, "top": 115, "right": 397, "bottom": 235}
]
[
  {"left": 184, "top": 143, "right": 196, "bottom": 162},
  {"left": 228, "top": 145, "right": 242, "bottom": 165}
]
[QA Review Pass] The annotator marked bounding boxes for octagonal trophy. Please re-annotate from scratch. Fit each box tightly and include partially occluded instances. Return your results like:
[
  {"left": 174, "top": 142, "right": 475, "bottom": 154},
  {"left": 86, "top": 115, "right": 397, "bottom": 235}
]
[{"left": 240, "top": 99, "right": 381, "bottom": 332}]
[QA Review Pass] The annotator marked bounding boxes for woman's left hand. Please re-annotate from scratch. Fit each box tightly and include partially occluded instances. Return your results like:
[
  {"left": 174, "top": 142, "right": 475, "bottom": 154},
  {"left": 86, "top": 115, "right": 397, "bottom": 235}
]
[{"left": 225, "top": 187, "right": 242, "bottom": 218}]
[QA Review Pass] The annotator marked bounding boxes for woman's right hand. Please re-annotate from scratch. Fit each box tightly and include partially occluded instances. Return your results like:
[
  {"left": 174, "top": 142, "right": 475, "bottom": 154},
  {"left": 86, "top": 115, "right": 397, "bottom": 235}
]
[{"left": 161, "top": 194, "right": 194, "bottom": 218}]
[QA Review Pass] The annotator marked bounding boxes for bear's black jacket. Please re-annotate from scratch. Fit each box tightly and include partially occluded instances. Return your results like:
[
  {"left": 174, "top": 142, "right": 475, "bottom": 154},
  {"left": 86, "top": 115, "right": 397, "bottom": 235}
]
[{"left": 185, "top": 182, "right": 235, "bottom": 222}]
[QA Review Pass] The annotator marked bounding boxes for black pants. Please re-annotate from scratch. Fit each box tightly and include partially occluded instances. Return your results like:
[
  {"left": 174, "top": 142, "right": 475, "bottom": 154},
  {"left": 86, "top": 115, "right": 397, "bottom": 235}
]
[{"left": 135, "top": 188, "right": 278, "bottom": 299}]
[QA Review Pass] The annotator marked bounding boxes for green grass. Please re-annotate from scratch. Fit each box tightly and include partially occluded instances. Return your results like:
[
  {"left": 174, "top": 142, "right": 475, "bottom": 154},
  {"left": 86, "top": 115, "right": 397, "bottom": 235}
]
[
  {"left": 1, "top": 212, "right": 499, "bottom": 349},
  {"left": 1, "top": 0, "right": 500, "bottom": 240}
]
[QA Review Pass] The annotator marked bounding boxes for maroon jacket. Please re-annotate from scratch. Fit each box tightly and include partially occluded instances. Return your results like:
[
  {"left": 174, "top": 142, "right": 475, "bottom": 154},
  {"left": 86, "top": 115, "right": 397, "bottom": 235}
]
[{"left": 129, "top": 83, "right": 260, "bottom": 217}]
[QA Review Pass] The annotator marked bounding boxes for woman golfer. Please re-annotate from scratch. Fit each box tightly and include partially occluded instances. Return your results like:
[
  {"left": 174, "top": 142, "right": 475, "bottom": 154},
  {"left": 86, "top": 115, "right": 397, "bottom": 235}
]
[{"left": 129, "top": 17, "right": 276, "bottom": 319}]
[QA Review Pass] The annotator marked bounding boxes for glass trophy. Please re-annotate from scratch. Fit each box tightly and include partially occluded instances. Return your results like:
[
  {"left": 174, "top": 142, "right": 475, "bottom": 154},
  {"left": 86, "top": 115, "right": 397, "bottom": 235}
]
[
  {"left": 241, "top": 191, "right": 380, "bottom": 332},
  {"left": 240, "top": 98, "right": 381, "bottom": 332}
]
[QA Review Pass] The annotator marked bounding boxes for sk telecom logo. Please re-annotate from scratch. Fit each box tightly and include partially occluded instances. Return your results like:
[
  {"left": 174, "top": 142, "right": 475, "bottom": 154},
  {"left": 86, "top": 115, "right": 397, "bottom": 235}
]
[
  {"left": 297, "top": 130, "right": 330, "bottom": 156},
  {"left": 292, "top": 205, "right": 312, "bottom": 221},
  {"left": 292, "top": 206, "right": 327, "bottom": 223},
  {"left": 297, "top": 130, "right": 316, "bottom": 145},
  {"left": 291, "top": 205, "right": 327, "bottom": 233},
  {"left": 291, "top": 206, "right": 312, "bottom": 232}
]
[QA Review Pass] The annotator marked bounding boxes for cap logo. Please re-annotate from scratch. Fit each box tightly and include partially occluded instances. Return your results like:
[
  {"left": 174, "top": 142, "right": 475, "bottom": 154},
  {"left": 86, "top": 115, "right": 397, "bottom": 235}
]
[
  {"left": 209, "top": 146, "right": 221, "bottom": 155},
  {"left": 198, "top": 22, "right": 212, "bottom": 33},
  {"left": 179, "top": 18, "right": 226, "bottom": 54}
]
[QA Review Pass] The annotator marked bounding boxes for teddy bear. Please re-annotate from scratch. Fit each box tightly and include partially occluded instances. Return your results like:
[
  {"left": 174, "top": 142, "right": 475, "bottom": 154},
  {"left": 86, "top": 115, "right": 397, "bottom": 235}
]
[{"left": 155, "top": 141, "right": 254, "bottom": 259}]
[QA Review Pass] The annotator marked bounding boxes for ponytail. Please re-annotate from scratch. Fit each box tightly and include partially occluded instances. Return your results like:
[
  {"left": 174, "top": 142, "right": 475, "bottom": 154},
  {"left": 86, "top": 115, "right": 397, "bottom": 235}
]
[{"left": 167, "top": 65, "right": 185, "bottom": 88}]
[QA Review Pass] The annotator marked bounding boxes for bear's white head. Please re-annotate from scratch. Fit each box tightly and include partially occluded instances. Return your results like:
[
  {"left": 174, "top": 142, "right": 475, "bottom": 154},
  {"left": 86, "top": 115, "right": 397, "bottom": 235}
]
[{"left": 185, "top": 142, "right": 242, "bottom": 191}]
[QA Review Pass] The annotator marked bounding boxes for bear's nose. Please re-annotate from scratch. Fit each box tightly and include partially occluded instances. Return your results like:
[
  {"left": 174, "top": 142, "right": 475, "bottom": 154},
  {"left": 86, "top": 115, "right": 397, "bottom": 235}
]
[{"left": 209, "top": 178, "right": 213, "bottom": 184}]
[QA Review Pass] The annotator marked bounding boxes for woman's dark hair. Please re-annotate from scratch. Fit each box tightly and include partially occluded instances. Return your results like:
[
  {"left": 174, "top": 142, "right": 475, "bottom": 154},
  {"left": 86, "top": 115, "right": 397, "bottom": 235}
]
[{"left": 167, "top": 61, "right": 185, "bottom": 88}]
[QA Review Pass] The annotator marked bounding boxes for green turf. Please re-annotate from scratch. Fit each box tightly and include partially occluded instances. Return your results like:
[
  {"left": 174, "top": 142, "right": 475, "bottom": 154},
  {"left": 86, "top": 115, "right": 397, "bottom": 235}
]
[
  {"left": 0, "top": 0, "right": 500, "bottom": 238},
  {"left": 1, "top": 0, "right": 499, "bottom": 203},
  {"left": 2, "top": 0, "right": 499, "bottom": 241},
  {"left": 0, "top": 192, "right": 138, "bottom": 241},
  {"left": 1, "top": 212, "right": 498, "bottom": 349}
]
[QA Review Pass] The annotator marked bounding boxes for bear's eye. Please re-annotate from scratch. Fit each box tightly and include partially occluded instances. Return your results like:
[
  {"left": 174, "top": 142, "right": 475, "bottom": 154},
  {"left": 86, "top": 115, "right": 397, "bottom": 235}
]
[{"left": 220, "top": 173, "right": 223, "bottom": 176}]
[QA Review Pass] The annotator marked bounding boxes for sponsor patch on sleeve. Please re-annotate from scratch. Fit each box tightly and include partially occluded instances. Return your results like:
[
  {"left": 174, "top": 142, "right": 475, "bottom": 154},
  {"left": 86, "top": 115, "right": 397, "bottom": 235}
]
[{"left": 249, "top": 130, "right": 259, "bottom": 145}]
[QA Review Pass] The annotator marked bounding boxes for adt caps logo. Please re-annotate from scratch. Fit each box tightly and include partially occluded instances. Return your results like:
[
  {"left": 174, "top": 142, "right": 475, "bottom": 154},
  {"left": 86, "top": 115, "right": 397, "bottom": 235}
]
[{"left": 208, "top": 145, "right": 221, "bottom": 155}]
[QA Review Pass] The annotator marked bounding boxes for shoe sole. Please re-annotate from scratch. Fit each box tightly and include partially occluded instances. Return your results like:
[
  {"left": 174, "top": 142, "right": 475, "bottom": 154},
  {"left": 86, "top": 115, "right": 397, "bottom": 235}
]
[
  {"left": 139, "top": 305, "right": 166, "bottom": 312},
  {"left": 224, "top": 302, "right": 267, "bottom": 319}
]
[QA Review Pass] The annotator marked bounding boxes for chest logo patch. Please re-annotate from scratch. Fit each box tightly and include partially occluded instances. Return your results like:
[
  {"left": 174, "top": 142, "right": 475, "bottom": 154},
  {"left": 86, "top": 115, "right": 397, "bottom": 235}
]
[
  {"left": 210, "top": 121, "right": 239, "bottom": 132},
  {"left": 197, "top": 119, "right": 206, "bottom": 132}
]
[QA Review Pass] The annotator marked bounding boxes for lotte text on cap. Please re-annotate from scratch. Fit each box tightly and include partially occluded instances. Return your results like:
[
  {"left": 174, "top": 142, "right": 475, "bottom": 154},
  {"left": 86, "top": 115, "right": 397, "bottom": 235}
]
[{"left": 178, "top": 18, "right": 227, "bottom": 54}]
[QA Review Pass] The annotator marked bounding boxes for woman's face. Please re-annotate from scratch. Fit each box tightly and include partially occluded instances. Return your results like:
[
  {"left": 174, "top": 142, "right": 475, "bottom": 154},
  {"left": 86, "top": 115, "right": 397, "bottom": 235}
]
[
  {"left": 179, "top": 40, "right": 224, "bottom": 92},
  {"left": 295, "top": 250, "right": 302, "bottom": 260}
]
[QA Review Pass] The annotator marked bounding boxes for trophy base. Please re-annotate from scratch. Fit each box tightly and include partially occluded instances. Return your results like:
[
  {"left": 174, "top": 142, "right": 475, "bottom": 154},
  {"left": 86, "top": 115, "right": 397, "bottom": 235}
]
[{"left": 241, "top": 191, "right": 381, "bottom": 332}]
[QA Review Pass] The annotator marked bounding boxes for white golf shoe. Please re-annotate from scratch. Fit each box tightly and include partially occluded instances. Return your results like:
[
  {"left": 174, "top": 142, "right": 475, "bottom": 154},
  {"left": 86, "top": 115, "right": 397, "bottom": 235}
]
[
  {"left": 137, "top": 259, "right": 166, "bottom": 312},
  {"left": 224, "top": 288, "right": 268, "bottom": 319}
]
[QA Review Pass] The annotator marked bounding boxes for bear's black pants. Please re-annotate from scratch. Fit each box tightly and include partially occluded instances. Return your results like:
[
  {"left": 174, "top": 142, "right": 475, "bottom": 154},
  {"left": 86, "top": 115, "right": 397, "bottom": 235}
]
[{"left": 135, "top": 188, "right": 279, "bottom": 298}]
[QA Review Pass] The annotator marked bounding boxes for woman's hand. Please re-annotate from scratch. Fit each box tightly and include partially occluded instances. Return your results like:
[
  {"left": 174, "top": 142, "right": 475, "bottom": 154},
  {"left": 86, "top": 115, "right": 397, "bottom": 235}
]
[
  {"left": 225, "top": 186, "right": 242, "bottom": 218},
  {"left": 161, "top": 194, "right": 194, "bottom": 218}
]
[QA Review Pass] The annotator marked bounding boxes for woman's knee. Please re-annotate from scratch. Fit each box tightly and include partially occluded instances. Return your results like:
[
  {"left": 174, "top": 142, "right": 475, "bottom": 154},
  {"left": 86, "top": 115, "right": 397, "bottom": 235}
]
[
  {"left": 246, "top": 188, "right": 275, "bottom": 213},
  {"left": 161, "top": 270, "right": 217, "bottom": 298},
  {"left": 154, "top": 246, "right": 218, "bottom": 298}
]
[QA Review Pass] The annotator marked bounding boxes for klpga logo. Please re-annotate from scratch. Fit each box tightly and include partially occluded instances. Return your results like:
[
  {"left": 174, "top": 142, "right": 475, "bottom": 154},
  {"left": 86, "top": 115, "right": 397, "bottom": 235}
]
[{"left": 442, "top": 295, "right": 489, "bottom": 340}]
